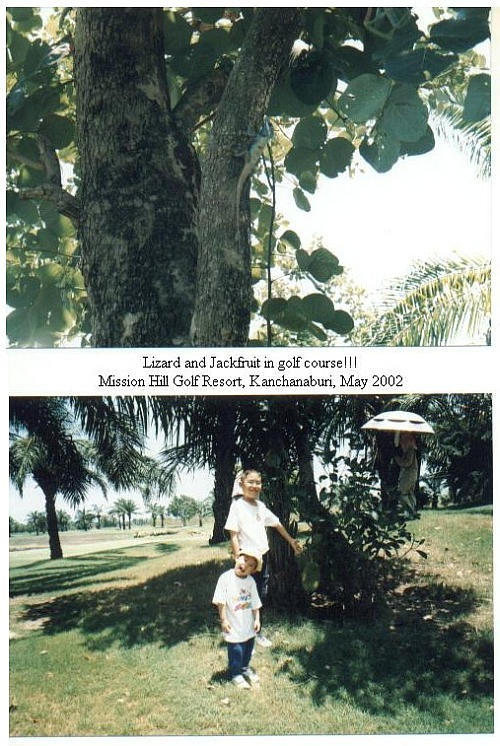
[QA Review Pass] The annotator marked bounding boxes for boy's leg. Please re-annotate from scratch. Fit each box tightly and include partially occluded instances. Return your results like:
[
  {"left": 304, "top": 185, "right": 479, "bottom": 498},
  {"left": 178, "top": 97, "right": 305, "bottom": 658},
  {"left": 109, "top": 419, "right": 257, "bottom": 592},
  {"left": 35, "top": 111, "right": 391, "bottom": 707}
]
[
  {"left": 241, "top": 637, "right": 255, "bottom": 670},
  {"left": 253, "top": 552, "right": 269, "bottom": 604},
  {"left": 227, "top": 641, "right": 244, "bottom": 678}
]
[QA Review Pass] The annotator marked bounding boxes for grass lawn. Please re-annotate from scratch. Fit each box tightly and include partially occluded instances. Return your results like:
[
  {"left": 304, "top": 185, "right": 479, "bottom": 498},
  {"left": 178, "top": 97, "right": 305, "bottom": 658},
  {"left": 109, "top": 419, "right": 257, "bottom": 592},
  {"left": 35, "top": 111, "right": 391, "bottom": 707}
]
[{"left": 9, "top": 509, "right": 493, "bottom": 737}]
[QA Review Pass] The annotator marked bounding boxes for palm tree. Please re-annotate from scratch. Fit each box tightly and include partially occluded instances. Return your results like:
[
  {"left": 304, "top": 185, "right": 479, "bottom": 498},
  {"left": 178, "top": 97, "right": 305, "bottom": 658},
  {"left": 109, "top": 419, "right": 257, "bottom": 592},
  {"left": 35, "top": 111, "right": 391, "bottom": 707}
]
[
  {"left": 357, "top": 255, "right": 490, "bottom": 346},
  {"left": 74, "top": 507, "right": 95, "bottom": 531},
  {"left": 9, "top": 397, "right": 147, "bottom": 558},
  {"left": 120, "top": 498, "right": 139, "bottom": 530},
  {"left": 26, "top": 510, "right": 46, "bottom": 536},
  {"left": 56, "top": 509, "right": 72, "bottom": 531},
  {"left": 110, "top": 499, "right": 127, "bottom": 530},
  {"left": 10, "top": 433, "right": 107, "bottom": 558},
  {"left": 157, "top": 504, "right": 166, "bottom": 528},
  {"left": 91, "top": 503, "right": 103, "bottom": 529}
]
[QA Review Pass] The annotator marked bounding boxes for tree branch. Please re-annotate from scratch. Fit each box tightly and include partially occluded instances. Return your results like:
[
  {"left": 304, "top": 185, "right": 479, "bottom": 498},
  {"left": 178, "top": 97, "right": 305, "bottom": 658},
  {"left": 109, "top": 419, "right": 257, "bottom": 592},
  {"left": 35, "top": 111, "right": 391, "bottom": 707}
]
[
  {"left": 173, "top": 63, "right": 232, "bottom": 135},
  {"left": 19, "top": 185, "right": 80, "bottom": 225},
  {"left": 192, "top": 8, "right": 302, "bottom": 346}
]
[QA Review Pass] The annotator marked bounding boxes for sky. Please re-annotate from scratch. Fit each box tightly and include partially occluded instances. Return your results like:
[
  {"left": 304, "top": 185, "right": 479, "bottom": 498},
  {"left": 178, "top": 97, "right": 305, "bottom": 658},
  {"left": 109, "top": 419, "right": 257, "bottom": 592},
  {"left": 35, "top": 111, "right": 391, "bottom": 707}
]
[{"left": 276, "top": 135, "right": 490, "bottom": 293}]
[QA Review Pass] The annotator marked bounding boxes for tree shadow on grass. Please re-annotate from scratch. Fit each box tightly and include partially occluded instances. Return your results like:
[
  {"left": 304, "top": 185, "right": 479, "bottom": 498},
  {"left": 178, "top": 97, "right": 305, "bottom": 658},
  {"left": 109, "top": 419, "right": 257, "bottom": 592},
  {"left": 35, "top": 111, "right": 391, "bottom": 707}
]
[
  {"left": 21, "top": 557, "right": 228, "bottom": 651},
  {"left": 271, "top": 577, "right": 493, "bottom": 719},
  {"left": 10, "top": 544, "right": 180, "bottom": 597}
]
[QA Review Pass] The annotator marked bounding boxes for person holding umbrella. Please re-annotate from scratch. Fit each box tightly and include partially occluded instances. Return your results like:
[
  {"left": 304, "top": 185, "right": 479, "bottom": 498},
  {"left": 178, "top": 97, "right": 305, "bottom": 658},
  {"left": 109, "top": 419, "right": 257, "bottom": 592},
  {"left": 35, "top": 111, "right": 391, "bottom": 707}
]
[
  {"left": 393, "top": 431, "right": 419, "bottom": 517},
  {"left": 362, "top": 411, "right": 434, "bottom": 519}
]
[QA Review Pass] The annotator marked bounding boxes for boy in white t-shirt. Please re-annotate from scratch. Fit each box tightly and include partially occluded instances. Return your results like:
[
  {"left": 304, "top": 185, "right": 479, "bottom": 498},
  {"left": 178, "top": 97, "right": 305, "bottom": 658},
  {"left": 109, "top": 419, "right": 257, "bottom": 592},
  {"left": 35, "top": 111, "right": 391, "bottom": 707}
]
[{"left": 212, "top": 549, "right": 262, "bottom": 689}]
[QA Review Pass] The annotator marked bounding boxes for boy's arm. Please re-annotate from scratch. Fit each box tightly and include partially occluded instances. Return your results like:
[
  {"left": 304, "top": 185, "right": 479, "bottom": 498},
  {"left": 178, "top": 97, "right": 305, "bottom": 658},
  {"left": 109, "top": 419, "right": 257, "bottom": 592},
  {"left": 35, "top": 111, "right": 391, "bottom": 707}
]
[
  {"left": 228, "top": 530, "right": 240, "bottom": 559},
  {"left": 216, "top": 603, "right": 231, "bottom": 634},
  {"left": 252, "top": 607, "right": 261, "bottom": 634},
  {"left": 274, "top": 523, "right": 302, "bottom": 554}
]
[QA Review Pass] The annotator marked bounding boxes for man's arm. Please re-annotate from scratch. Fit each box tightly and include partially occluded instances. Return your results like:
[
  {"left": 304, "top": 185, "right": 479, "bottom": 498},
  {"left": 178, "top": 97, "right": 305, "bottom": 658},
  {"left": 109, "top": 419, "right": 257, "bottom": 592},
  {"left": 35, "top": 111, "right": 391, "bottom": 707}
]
[
  {"left": 228, "top": 530, "right": 240, "bottom": 559},
  {"left": 274, "top": 523, "right": 302, "bottom": 554}
]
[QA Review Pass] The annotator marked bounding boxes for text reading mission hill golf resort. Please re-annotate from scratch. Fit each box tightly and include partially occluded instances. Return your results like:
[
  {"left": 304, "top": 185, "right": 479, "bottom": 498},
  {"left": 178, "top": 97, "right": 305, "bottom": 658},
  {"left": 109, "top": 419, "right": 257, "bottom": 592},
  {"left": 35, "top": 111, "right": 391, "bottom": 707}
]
[{"left": 97, "top": 354, "right": 405, "bottom": 393}]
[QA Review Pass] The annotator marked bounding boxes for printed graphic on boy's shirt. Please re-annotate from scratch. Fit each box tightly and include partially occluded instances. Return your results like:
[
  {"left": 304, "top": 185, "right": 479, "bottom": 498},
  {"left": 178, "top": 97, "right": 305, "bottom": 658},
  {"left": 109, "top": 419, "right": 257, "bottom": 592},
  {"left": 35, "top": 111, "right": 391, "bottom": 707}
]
[{"left": 233, "top": 588, "right": 252, "bottom": 612}]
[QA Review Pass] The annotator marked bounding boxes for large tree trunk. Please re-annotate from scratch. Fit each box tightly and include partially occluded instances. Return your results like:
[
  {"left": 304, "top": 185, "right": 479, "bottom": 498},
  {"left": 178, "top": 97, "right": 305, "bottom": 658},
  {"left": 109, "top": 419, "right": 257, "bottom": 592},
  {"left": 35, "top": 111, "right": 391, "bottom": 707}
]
[
  {"left": 43, "top": 489, "right": 63, "bottom": 560},
  {"left": 192, "top": 8, "right": 302, "bottom": 345},
  {"left": 267, "top": 472, "right": 306, "bottom": 611},
  {"left": 263, "top": 401, "right": 306, "bottom": 610},
  {"left": 74, "top": 8, "right": 199, "bottom": 346},
  {"left": 210, "top": 401, "right": 237, "bottom": 545}
]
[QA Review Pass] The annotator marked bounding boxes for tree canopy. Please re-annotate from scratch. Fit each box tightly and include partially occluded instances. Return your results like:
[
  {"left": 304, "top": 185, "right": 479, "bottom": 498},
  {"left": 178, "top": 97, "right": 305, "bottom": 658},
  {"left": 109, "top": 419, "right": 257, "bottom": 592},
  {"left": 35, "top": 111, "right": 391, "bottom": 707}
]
[{"left": 6, "top": 7, "right": 491, "bottom": 347}]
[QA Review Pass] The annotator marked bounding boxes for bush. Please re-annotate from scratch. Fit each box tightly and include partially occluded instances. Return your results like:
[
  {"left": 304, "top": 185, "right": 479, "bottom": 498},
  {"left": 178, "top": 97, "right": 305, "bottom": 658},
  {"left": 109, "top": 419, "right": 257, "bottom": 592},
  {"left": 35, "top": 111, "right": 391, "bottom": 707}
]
[{"left": 299, "top": 457, "right": 419, "bottom": 619}]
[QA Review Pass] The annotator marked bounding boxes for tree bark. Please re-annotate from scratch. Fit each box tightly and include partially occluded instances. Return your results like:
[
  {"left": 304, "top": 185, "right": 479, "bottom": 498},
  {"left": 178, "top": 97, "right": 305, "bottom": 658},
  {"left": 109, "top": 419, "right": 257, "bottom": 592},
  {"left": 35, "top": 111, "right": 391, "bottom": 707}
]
[
  {"left": 210, "top": 401, "right": 237, "bottom": 544},
  {"left": 74, "top": 8, "right": 199, "bottom": 346},
  {"left": 44, "top": 489, "right": 63, "bottom": 560},
  {"left": 192, "top": 8, "right": 302, "bottom": 346},
  {"left": 267, "top": 473, "right": 306, "bottom": 610}
]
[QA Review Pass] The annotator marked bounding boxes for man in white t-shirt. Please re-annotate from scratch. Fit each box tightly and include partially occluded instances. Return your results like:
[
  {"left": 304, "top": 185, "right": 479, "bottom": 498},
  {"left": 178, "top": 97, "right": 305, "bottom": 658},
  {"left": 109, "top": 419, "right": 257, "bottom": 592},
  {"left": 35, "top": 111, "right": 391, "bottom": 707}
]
[
  {"left": 212, "top": 548, "right": 262, "bottom": 689},
  {"left": 224, "top": 470, "right": 303, "bottom": 647}
]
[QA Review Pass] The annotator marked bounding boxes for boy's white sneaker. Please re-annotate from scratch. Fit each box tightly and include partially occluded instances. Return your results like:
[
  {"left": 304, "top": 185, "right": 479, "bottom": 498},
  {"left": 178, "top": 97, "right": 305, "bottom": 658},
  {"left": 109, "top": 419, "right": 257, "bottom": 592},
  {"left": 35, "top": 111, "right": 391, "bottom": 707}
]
[
  {"left": 256, "top": 633, "right": 272, "bottom": 648},
  {"left": 242, "top": 667, "right": 260, "bottom": 684},
  {"left": 231, "top": 675, "right": 251, "bottom": 689}
]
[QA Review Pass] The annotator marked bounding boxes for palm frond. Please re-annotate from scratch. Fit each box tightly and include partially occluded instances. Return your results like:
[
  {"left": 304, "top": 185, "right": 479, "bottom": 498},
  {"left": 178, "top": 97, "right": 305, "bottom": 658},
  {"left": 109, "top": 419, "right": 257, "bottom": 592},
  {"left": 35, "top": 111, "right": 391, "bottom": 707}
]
[
  {"left": 365, "top": 255, "right": 490, "bottom": 346},
  {"left": 429, "top": 105, "right": 490, "bottom": 179}
]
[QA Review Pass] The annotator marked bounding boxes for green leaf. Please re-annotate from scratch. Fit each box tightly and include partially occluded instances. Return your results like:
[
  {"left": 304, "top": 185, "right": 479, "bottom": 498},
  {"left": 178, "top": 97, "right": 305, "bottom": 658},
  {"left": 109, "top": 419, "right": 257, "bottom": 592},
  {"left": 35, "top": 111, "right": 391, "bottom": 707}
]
[
  {"left": 14, "top": 197, "right": 39, "bottom": 224},
  {"left": 338, "top": 74, "right": 392, "bottom": 123},
  {"left": 257, "top": 203, "right": 274, "bottom": 236},
  {"left": 37, "top": 229, "right": 60, "bottom": 254},
  {"left": 280, "top": 230, "right": 301, "bottom": 251},
  {"left": 400, "top": 126, "right": 435, "bottom": 157},
  {"left": 327, "top": 309, "right": 354, "bottom": 335},
  {"left": 163, "top": 11, "right": 192, "bottom": 55},
  {"left": 280, "top": 298, "right": 309, "bottom": 332},
  {"left": 290, "top": 50, "right": 336, "bottom": 106},
  {"left": 17, "top": 165, "right": 46, "bottom": 188},
  {"left": 299, "top": 171, "right": 318, "bottom": 195},
  {"left": 7, "top": 275, "right": 41, "bottom": 308},
  {"left": 307, "top": 248, "right": 342, "bottom": 283},
  {"left": 319, "top": 137, "right": 354, "bottom": 178},
  {"left": 463, "top": 74, "right": 491, "bottom": 122},
  {"left": 383, "top": 49, "right": 458, "bottom": 85},
  {"left": 38, "top": 262, "right": 64, "bottom": 283},
  {"left": 198, "top": 28, "right": 234, "bottom": 55},
  {"left": 293, "top": 187, "right": 311, "bottom": 212},
  {"left": 261, "top": 297, "right": 287, "bottom": 321},
  {"left": 8, "top": 87, "right": 61, "bottom": 132},
  {"left": 307, "top": 322, "right": 328, "bottom": 341},
  {"left": 292, "top": 116, "right": 327, "bottom": 150},
  {"left": 170, "top": 44, "right": 218, "bottom": 82},
  {"left": 191, "top": 7, "right": 225, "bottom": 23},
  {"left": 39, "top": 114, "right": 75, "bottom": 149},
  {"left": 8, "top": 7, "right": 35, "bottom": 22},
  {"left": 379, "top": 84, "right": 428, "bottom": 143},
  {"left": 301, "top": 559, "right": 321, "bottom": 592},
  {"left": 296, "top": 249, "right": 311, "bottom": 271},
  {"left": 14, "top": 135, "right": 42, "bottom": 164},
  {"left": 359, "top": 132, "right": 400, "bottom": 173},
  {"left": 284, "top": 146, "right": 320, "bottom": 178},
  {"left": 301, "top": 293, "right": 337, "bottom": 325},
  {"left": 268, "top": 71, "right": 318, "bottom": 118},
  {"left": 6, "top": 190, "right": 21, "bottom": 218},
  {"left": 429, "top": 17, "right": 490, "bottom": 53},
  {"left": 24, "top": 39, "right": 52, "bottom": 75},
  {"left": 6, "top": 307, "right": 34, "bottom": 343},
  {"left": 7, "top": 28, "right": 31, "bottom": 66}
]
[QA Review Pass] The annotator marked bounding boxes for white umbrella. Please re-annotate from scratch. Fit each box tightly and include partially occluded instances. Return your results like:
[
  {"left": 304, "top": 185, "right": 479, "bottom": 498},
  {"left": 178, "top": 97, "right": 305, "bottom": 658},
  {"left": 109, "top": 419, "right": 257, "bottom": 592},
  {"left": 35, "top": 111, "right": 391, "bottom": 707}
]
[{"left": 361, "top": 410, "right": 435, "bottom": 434}]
